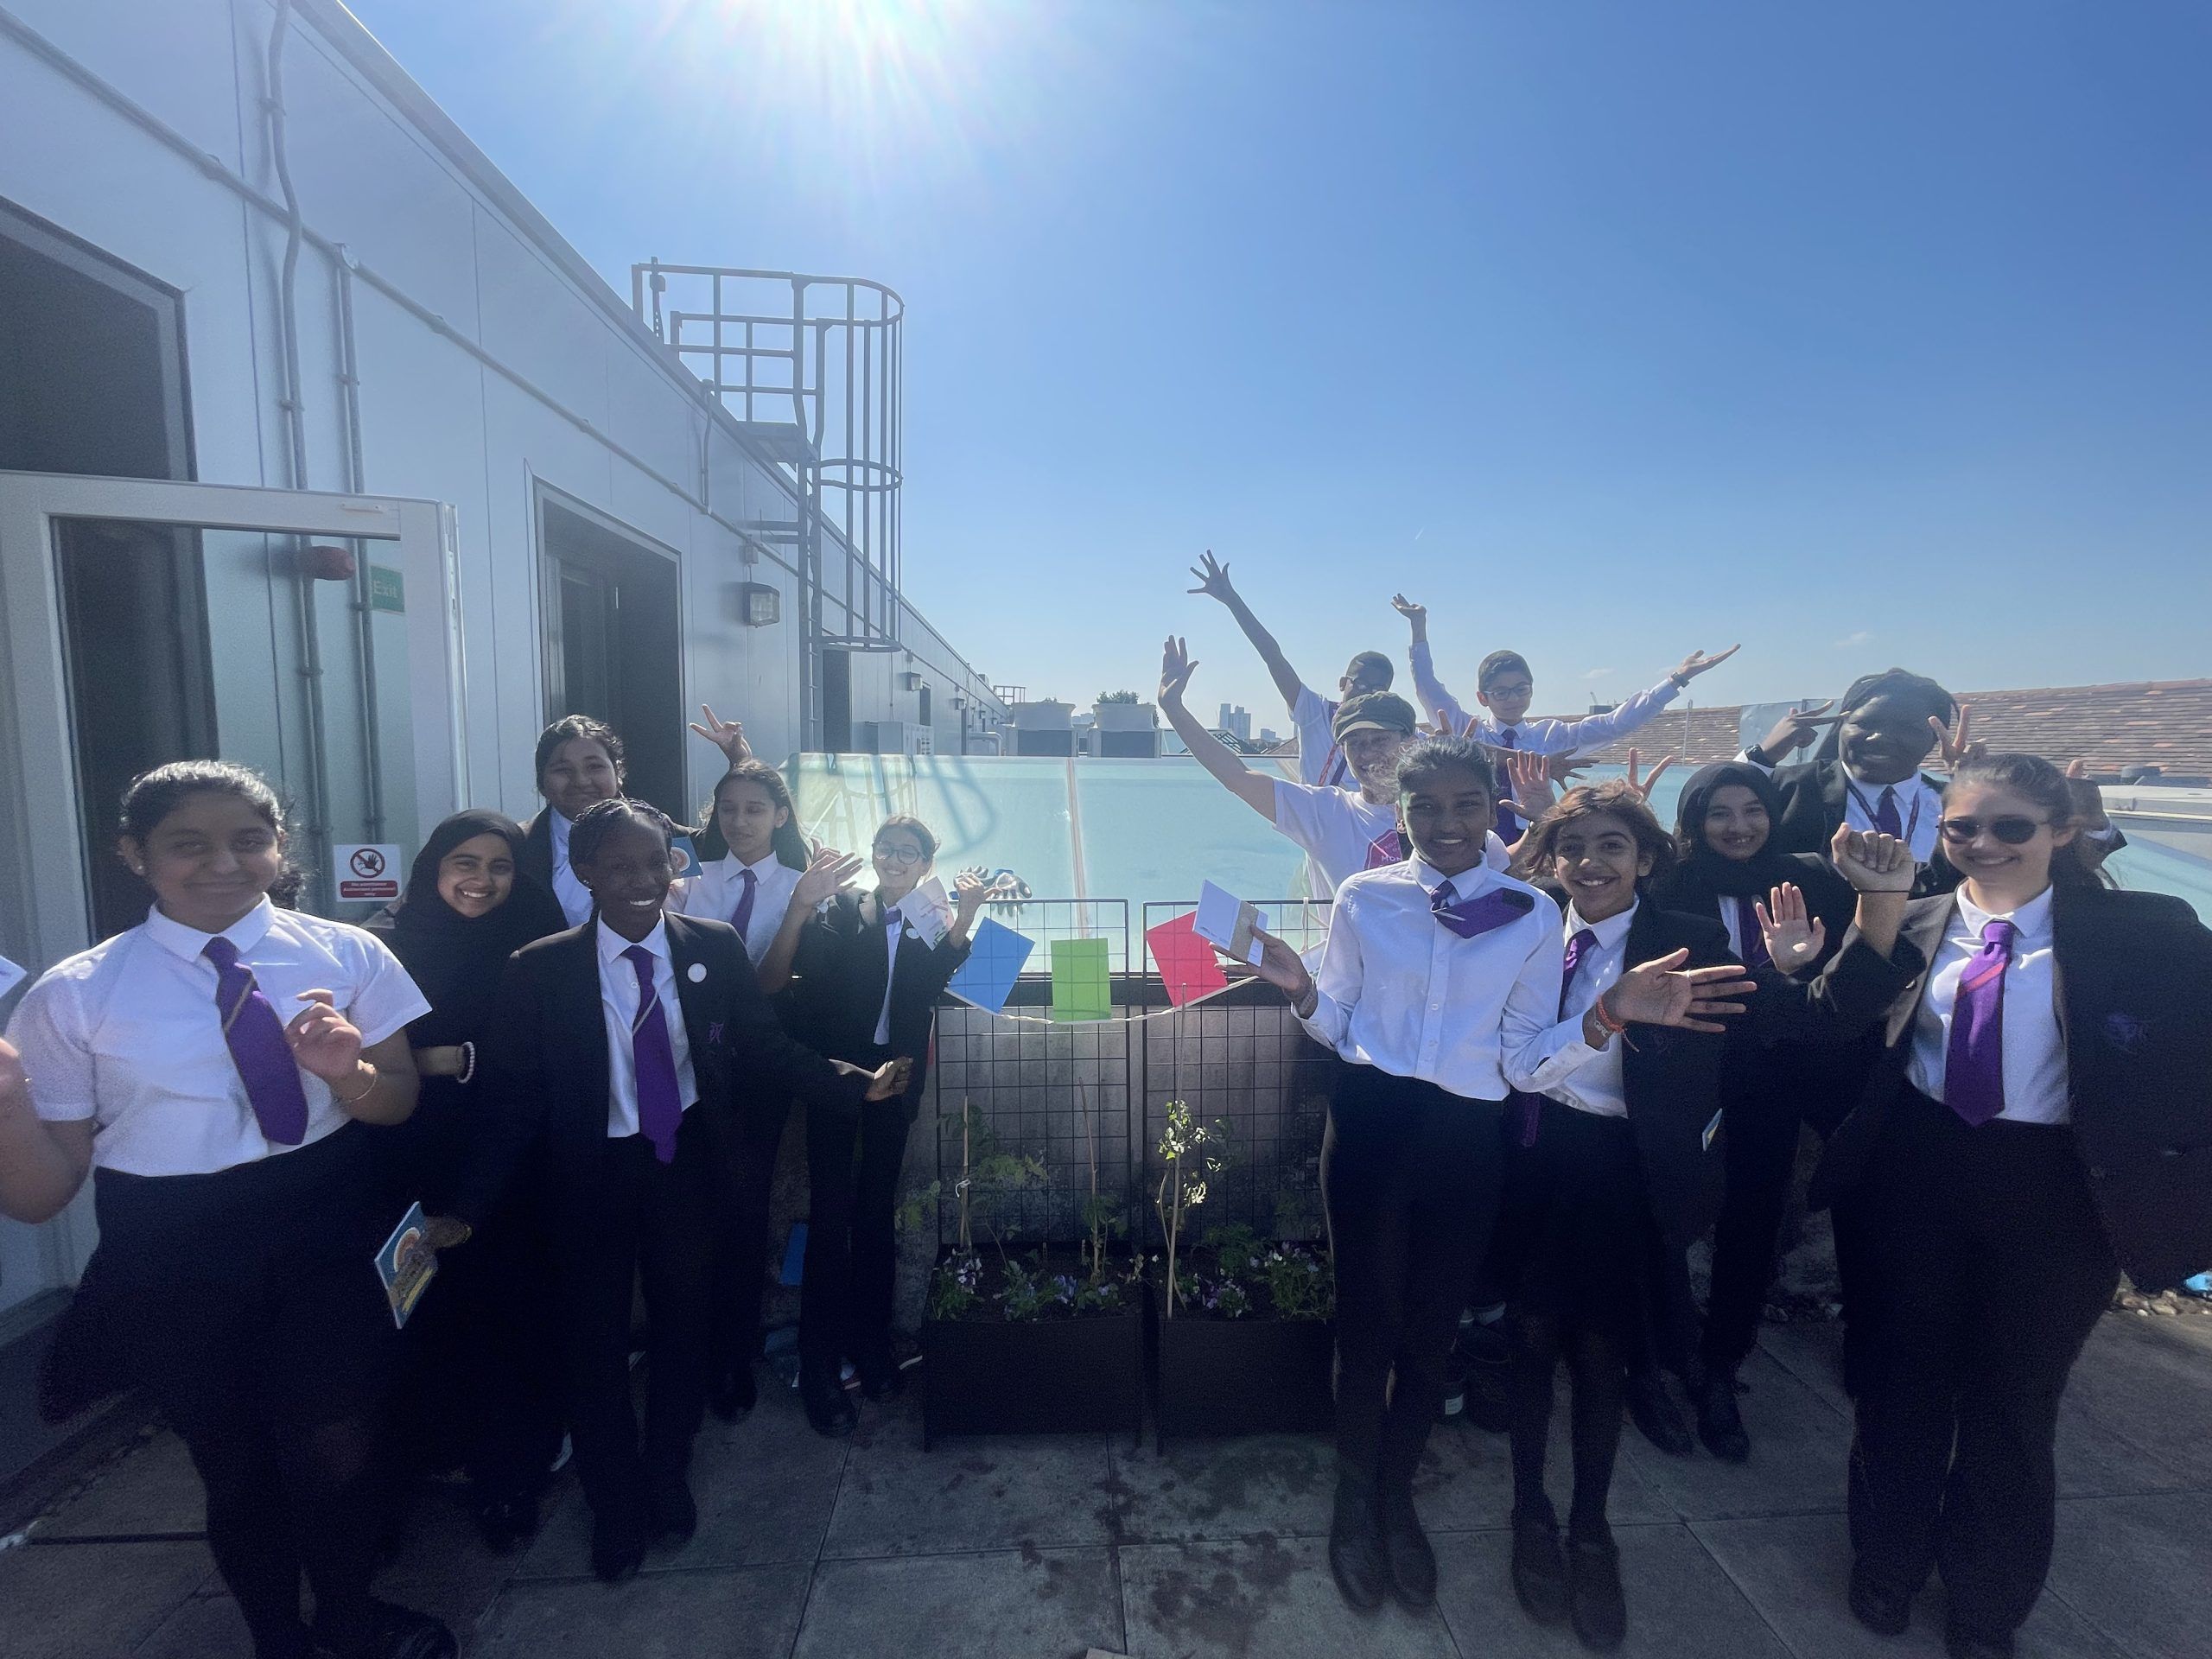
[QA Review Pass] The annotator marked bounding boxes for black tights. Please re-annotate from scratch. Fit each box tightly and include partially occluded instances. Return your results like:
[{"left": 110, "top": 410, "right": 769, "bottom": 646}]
[
  {"left": 1509, "top": 1310, "right": 1626, "bottom": 1541},
  {"left": 184, "top": 1412, "right": 383, "bottom": 1659}
]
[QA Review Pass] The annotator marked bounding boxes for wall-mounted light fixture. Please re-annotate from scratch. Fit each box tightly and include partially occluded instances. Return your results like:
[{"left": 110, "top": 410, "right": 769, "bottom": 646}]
[{"left": 736, "top": 582, "right": 780, "bottom": 626}]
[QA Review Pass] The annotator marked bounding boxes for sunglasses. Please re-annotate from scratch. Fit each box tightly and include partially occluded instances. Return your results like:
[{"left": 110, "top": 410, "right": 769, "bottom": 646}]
[{"left": 1937, "top": 816, "right": 2048, "bottom": 847}]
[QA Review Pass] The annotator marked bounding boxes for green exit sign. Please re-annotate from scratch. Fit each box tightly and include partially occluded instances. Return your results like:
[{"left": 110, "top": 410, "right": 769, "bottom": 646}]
[{"left": 367, "top": 565, "right": 405, "bottom": 613}]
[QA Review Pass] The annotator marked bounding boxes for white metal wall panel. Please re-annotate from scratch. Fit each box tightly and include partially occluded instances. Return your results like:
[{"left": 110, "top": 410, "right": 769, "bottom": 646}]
[{"left": 9, "top": 0, "right": 247, "bottom": 171}]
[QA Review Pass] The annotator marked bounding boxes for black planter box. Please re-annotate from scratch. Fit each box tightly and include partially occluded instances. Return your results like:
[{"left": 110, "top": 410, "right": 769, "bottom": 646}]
[
  {"left": 1150, "top": 1308, "right": 1336, "bottom": 1450},
  {"left": 920, "top": 1307, "right": 1144, "bottom": 1447}
]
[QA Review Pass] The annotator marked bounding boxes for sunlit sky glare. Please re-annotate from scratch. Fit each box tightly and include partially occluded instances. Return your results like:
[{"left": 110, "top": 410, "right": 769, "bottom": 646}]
[{"left": 352, "top": 0, "right": 2212, "bottom": 720}]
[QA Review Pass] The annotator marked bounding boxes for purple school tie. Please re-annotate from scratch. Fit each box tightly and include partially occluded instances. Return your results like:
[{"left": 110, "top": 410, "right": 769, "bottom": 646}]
[
  {"left": 1558, "top": 926, "right": 1599, "bottom": 1019},
  {"left": 1945, "top": 918, "right": 2016, "bottom": 1127},
  {"left": 729, "top": 866, "right": 759, "bottom": 941},
  {"left": 621, "top": 945, "right": 685, "bottom": 1164},
  {"left": 1874, "top": 785, "right": 1903, "bottom": 840},
  {"left": 1495, "top": 727, "right": 1523, "bottom": 842},
  {"left": 1732, "top": 896, "right": 1773, "bottom": 971},
  {"left": 201, "top": 937, "right": 309, "bottom": 1146},
  {"left": 1431, "top": 879, "right": 1535, "bottom": 940}
]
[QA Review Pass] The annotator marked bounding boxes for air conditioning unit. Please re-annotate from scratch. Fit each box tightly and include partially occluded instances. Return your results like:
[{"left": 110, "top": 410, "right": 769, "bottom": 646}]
[{"left": 859, "top": 721, "right": 924, "bottom": 756}]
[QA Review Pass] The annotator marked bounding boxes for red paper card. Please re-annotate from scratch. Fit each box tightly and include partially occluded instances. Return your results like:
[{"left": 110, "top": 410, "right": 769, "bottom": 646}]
[{"left": 1147, "top": 911, "right": 1229, "bottom": 1008}]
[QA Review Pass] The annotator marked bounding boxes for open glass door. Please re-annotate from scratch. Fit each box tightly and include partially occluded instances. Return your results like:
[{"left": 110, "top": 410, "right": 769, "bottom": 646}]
[{"left": 0, "top": 472, "right": 465, "bottom": 1313}]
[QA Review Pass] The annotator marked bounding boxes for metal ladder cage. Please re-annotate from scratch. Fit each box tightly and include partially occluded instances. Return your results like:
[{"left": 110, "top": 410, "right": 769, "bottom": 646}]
[{"left": 632, "top": 262, "right": 904, "bottom": 728}]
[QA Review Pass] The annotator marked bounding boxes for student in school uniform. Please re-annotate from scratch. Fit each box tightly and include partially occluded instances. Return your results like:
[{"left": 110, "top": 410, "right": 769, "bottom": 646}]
[
  {"left": 782, "top": 817, "right": 994, "bottom": 1437},
  {"left": 1156, "top": 635, "right": 1513, "bottom": 897},
  {"left": 423, "top": 799, "right": 906, "bottom": 1583},
  {"left": 1648, "top": 761, "right": 1863, "bottom": 1460},
  {"left": 1393, "top": 594, "right": 1738, "bottom": 841},
  {"left": 1497, "top": 782, "right": 1758, "bottom": 1651},
  {"left": 369, "top": 810, "right": 569, "bottom": 1552},
  {"left": 1185, "top": 550, "right": 1395, "bottom": 788},
  {"left": 1738, "top": 669, "right": 1960, "bottom": 868},
  {"left": 666, "top": 760, "right": 864, "bottom": 1420},
  {"left": 0, "top": 761, "right": 454, "bottom": 1659},
  {"left": 518, "top": 715, "right": 628, "bottom": 927},
  {"left": 1233, "top": 737, "right": 1752, "bottom": 1617},
  {"left": 1769, "top": 753, "right": 2212, "bottom": 1659}
]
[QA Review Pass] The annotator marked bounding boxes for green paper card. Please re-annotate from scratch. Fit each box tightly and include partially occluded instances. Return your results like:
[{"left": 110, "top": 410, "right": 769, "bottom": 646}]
[{"left": 1049, "top": 937, "right": 1111, "bottom": 1023}]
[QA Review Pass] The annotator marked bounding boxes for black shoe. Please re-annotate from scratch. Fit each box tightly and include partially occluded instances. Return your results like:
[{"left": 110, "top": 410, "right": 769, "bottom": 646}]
[
  {"left": 1625, "top": 1369, "right": 1694, "bottom": 1458},
  {"left": 799, "top": 1364, "right": 857, "bottom": 1439},
  {"left": 590, "top": 1504, "right": 648, "bottom": 1584},
  {"left": 855, "top": 1347, "right": 905, "bottom": 1402},
  {"left": 1326, "top": 1472, "right": 1387, "bottom": 1613},
  {"left": 1376, "top": 1484, "right": 1436, "bottom": 1611},
  {"left": 1944, "top": 1620, "right": 2015, "bottom": 1659},
  {"left": 472, "top": 1490, "right": 541, "bottom": 1554},
  {"left": 1567, "top": 1533, "right": 1627, "bottom": 1652},
  {"left": 1847, "top": 1564, "right": 1913, "bottom": 1637},
  {"left": 1511, "top": 1510, "right": 1571, "bottom": 1624},
  {"left": 315, "top": 1599, "right": 458, "bottom": 1659},
  {"left": 709, "top": 1363, "right": 758, "bottom": 1422},
  {"left": 1695, "top": 1368, "right": 1751, "bottom": 1464},
  {"left": 647, "top": 1474, "right": 697, "bottom": 1545}
]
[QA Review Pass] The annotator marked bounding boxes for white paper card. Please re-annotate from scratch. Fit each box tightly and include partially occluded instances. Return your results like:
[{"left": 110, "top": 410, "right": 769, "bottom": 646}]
[
  {"left": 902, "top": 876, "right": 952, "bottom": 947},
  {"left": 0, "top": 954, "right": 25, "bottom": 1000},
  {"left": 1193, "top": 881, "right": 1264, "bottom": 967}
]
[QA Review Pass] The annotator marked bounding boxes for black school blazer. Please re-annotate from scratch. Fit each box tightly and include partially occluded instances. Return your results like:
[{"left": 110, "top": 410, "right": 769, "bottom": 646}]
[
  {"left": 517, "top": 810, "right": 556, "bottom": 893},
  {"left": 1535, "top": 888, "right": 1734, "bottom": 1249},
  {"left": 452, "top": 912, "right": 868, "bottom": 1226},
  {"left": 789, "top": 893, "right": 974, "bottom": 1120},
  {"left": 1802, "top": 884, "right": 2212, "bottom": 1291}
]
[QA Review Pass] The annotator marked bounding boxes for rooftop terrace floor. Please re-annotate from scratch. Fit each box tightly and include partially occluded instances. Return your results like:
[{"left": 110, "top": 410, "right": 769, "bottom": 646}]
[{"left": 4, "top": 1311, "right": 2207, "bottom": 1659}]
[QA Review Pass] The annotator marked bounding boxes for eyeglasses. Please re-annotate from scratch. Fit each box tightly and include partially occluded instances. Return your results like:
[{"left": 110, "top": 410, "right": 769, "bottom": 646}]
[
  {"left": 1937, "top": 816, "right": 2048, "bottom": 846},
  {"left": 873, "top": 843, "right": 927, "bottom": 864}
]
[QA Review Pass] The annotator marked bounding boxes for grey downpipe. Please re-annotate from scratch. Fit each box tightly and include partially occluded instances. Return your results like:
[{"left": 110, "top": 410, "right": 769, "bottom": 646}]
[{"left": 334, "top": 251, "right": 385, "bottom": 842}]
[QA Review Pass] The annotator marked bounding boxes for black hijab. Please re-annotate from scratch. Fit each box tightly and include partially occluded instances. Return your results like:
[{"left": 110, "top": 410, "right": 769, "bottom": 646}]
[
  {"left": 379, "top": 810, "right": 568, "bottom": 1044},
  {"left": 1667, "top": 762, "right": 1804, "bottom": 900}
]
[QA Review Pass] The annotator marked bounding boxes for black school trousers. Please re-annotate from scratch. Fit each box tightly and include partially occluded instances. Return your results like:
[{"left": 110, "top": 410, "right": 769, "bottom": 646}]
[
  {"left": 557, "top": 1107, "right": 721, "bottom": 1521},
  {"left": 711, "top": 1084, "right": 798, "bottom": 1383},
  {"left": 1325, "top": 1065, "right": 1504, "bottom": 1491},
  {"left": 1850, "top": 1087, "right": 2118, "bottom": 1640},
  {"left": 800, "top": 1046, "right": 912, "bottom": 1370},
  {"left": 68, "top": 1125, "right": 397, "bottom": 1659}
]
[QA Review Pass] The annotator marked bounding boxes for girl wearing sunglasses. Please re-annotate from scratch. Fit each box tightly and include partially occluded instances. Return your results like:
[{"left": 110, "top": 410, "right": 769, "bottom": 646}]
[{"left": 1758, "top": 753, "right": 2212, "bottom": 1659}]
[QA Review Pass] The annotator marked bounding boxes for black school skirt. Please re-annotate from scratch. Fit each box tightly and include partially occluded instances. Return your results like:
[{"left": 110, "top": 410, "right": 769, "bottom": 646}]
[{"left": 1494, "top": 1094, "right": 1666, "bottom": 1344}]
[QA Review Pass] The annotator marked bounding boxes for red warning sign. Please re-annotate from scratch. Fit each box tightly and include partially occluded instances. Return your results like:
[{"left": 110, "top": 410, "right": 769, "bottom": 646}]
[{"left": 335, "top": 842, "right": 403, "bottom": 902}]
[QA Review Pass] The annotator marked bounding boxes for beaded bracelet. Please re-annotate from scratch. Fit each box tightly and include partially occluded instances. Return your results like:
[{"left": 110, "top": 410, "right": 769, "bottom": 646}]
[{"left": 456, "top": 1041, "right": 477, "bottom": 1086}]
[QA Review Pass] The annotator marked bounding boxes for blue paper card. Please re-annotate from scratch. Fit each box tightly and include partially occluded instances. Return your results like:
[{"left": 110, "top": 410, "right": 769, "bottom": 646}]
[
  {"left": 945, "top": 917, "right": 1033, "bottom": 1014},
  {"left": 668, "top": 835, "right": 702, "bottom": 880},
  {"left": 375, "top": 1202, "right": 439, "bottom": 1330}
]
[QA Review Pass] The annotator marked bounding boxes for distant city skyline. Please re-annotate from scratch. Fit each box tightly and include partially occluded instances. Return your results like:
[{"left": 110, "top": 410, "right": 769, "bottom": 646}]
[{"left": 353, "top": 1, "right": 2212, "bottom": 721}]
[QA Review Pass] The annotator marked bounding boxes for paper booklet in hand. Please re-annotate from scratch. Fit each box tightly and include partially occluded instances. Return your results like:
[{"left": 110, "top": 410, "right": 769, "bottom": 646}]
[
  {"left": 902, "top": 876, "right": 953, "bottom": 947},
  {"left": 1193, "top": 881, "right": 1264, "bottom": 968}
]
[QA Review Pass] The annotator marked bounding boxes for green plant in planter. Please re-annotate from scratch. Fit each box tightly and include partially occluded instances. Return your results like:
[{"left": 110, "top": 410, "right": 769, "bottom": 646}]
[
  {"left": 1154, "top": 1101, "right": 1228, "bottom": 1318},
  {"left": 1202, "top": 1222, "right": 1264, "bottom": 1280},
  {"left": 1076, "top": 1082, "right": 1128, "bottom": 1284},
  {"left": 1272, "top": 1181, "right": 1325, "bottom": 1243},
  {"left": 912, "top": 1101, "right": 1045, "bottom": 1320},
  {"left": 927, "top": 1250, "right": 983, "bottom": 1320},
  {"left": 1260, "top": 1243, "right": 1335, "bottom": 1321}
]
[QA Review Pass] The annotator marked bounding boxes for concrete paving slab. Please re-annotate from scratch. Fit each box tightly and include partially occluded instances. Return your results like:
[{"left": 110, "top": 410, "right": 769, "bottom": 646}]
[
  {"left": 134, "top": 1590, "right": 254, "bottom": 1659},
  {"left": 1414, "top": 1408, "right": 1675, "bottom": 1531},
  {"left": 472, "top": 1560, "right": 812, "bottom": 1658},
  {"left": 1109, "top": 1431, "right": 1333, "bottom": 1543},
  {"left": 1750, "top": 1319, "right": 1853, "bottom": 1422},
  {"left": 1618, "top": 1349, "right": 1852, "bottom": 1521},
  {"left": 1433, "top": 1520, "right": 1795, "bottom": 1658},
  {"left": 1119, "top": 1534, "right": 1459, "bottom": 1659},
  {"left": 823, "top": 1392, "right": 1118, "bottom": 1558},
  {"left": 2047, "top": 1491, "right": 2212, "bottom": 1659},
  {"left": 2056, "top": 1319, "right": 2212, "bottom": 1492},
  {"left": 793, "top": 1547, "right": 1122, "bottom": 1659},
  {"left": 1693, "top": 1511, "right": 2128, "bottom": 1659},
  {"left": 0, "top": 1540, "right": 217, "bottom": 1659},
  {"left": 34, "top": 1428, "right": 206, "bottom": 1539}
]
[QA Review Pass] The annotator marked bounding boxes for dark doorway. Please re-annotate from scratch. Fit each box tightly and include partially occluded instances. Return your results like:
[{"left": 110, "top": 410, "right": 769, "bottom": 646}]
[
  {"left": 820, "top": 649, "right": 853, "bottom": 753},
  {"left": 540, "top": 494, "right": 684, "bottom": 817}
]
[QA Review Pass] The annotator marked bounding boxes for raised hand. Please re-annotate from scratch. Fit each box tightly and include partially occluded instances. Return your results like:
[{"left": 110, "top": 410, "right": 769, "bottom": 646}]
[
  {"left": 1600, "top": 947, "right": 1758, "bottom": 1035},
  {"left": 1390, "top": 593, "right": 1427, "bottom": 642},
  {"left": 1503, "top": 747, "right": 1556, "bottom": 821},
  {"left": 1160, "top": 635, "right": 1199, "bottom": 704},
  {"left": 1755, "top": 882, "right": 1828, "bottom": 974},
  {"left": 1546, "top": 753, "right": 1592, "bottom": 787},
  {"left": 1622, "top": 748, "right": 1676, "bottom": 802},
  {"left": 1829, "top": 824, "right": 1915, "bottom": 892},
  {"left": 1928, "top": 704, "right": 1983, "bottom": 772},
  {"left": 687, "top": 702, "right": 752, "bottom": 766},
  {"left": 1756, "top": 700, "right": 1839, "bottom": 760},
  {"left": 284, "top": 989, "right": 365, "bottom": 1084},
  {"left": 794, "top": 847, "right": 865, "bottom": 908},
  {"left": 1186, "top": 550, "right": 1236, "bottom": 604},
  {"left": 1672, "top": 644, "right": 1741, "bottom": 683},
  {"left": 953, "top": 869, "right": 995, "bottom": 917},
  {"left": 864, "top": 1058, "right": 914, "bottom": 1102}
]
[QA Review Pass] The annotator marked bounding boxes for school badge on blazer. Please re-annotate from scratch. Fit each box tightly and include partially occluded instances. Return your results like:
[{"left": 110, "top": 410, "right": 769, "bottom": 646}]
[{"left": 2101, "top": 1011, "right": 2149, "bottom": 1055}]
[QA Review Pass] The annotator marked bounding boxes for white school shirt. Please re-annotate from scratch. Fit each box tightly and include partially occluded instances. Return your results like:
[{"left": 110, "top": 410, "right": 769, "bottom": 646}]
[
  {"left": 1504, "top": 900, "right": 1636, "bottom": 1119},
  {"left": 1290, "top": 685, "right": 1349, "bottom": 789},
  {"left": 595, "top": 918, "right": 700, "bottom": 1136},
  {"left": 1408, "top": 641, "right": 1681, "bottom": 757},
  {"left": 1300, "top": 858, "right": 1561, "bottom": 1102},
  {"left": 1271, "top": 779, "right": 1510, "bottom": 899},
  {"left": 4, "top": 899, "right": 429, "bottom": 1177},
  {"left": 1905, "top": 887, "right": 2069, "bottom": 1125},
  {"left": 1732, "top": 753, "right": 1945, "bottom": 866},
  {"left": 669, "top": 852, "right": 802, "bottom": 964},
  {"left": 547, "top": 810, "right": 594, "bottom": 927},
  {"left": 873, "top": 897, "right": 912, "bottom": 1046}
]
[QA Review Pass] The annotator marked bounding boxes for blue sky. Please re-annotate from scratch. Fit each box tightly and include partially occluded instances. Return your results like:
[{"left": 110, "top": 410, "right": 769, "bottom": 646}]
[{"left": 353, "top": 0, "right": 2211, "bottom": 721}]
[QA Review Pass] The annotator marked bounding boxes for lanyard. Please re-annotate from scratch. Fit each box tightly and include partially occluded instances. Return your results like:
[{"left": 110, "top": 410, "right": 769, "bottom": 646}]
[{"left": 1845, "top": 779, "right": 1924, "bottom": 847}]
